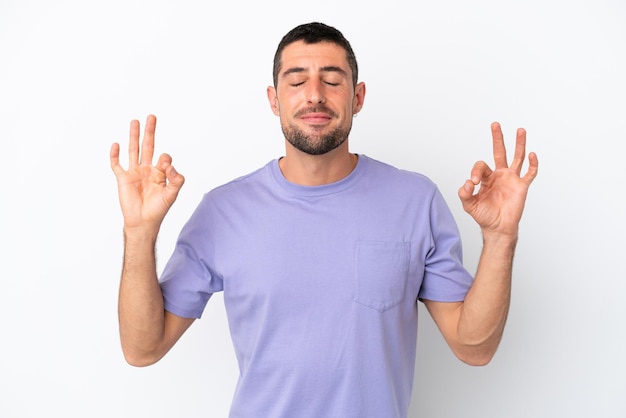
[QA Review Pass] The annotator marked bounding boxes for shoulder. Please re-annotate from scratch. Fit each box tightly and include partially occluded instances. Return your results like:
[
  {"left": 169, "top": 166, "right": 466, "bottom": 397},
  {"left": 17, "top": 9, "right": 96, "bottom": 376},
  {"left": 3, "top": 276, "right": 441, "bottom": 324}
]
[
  {"left": 206, "top": 160, "right": 276, "bottom": 198},
  {"left": 360, "top": 155, "right": 437, "bottom": 193}
]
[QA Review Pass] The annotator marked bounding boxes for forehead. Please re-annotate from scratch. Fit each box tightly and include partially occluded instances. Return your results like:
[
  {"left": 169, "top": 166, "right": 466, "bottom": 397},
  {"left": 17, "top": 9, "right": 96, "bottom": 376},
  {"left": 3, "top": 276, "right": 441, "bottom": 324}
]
[{"left": 279, "top": 41, "right": 349, "bottom": 73}]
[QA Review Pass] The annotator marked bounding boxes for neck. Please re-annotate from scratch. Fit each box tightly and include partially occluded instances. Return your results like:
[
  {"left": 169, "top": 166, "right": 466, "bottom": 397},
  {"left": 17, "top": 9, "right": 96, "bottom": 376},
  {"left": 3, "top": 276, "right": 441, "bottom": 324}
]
[{"left": 279, "top": 141, "right": 357, "bottom": 186}]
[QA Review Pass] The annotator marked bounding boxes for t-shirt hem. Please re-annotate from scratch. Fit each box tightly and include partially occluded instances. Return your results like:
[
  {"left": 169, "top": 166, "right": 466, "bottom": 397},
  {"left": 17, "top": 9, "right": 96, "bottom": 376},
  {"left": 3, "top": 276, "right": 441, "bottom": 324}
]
[{"left": 163, "top": 301, "right": 203, "bottom": 319}]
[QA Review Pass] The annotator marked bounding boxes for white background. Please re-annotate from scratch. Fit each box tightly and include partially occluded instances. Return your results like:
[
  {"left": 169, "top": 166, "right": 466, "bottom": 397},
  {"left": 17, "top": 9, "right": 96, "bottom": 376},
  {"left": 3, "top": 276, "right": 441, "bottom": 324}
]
[{"left": 1, "top": 0, "right": 625, "bottom": 417}]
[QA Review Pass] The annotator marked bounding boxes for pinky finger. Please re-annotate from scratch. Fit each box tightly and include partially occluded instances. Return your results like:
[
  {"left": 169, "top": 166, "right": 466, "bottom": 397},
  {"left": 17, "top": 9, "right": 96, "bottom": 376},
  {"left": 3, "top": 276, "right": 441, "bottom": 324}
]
[
  {"left": 523, "top": 152, "right": 539, "bottom": 184},
  {"left": 110, "top": 143, "right": 123, "bottom": 174}
]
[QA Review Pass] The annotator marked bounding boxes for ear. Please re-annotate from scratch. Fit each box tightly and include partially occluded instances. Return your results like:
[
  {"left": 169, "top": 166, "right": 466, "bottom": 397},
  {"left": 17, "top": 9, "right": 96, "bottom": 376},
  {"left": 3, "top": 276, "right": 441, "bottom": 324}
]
[
  {"left": 267, "top": 86, "right": 280, "bottom": 116},
  {"left": 352, "top": 82, "right": 366, "bottom": 116}
]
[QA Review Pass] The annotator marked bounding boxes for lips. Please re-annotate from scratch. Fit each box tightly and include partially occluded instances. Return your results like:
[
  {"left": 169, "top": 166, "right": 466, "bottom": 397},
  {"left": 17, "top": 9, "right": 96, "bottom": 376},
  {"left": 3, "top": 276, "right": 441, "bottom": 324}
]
[
  {"left": 301, "top": 112, "right": 332, "bottom": 123},
  {"left": 295, "top": 106, "right": 338, "bottom": 121}
]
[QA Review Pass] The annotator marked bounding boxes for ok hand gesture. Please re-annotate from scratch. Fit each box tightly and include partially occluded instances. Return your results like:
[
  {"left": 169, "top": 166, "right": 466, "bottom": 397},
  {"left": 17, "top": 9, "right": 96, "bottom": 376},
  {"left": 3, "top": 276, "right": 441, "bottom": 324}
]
[
  {"left": 110, "top": 115, "right": 185, "bottom": 232},
  {"left": 458, "top": 122, "right": 539, "bottom": 239}
]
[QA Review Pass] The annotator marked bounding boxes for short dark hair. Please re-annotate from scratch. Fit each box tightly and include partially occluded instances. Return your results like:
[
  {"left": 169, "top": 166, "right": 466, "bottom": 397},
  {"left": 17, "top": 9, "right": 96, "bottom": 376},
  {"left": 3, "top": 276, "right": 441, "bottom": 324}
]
[{"left": 272, "top": 22, "right": 359, "bottom": 88}]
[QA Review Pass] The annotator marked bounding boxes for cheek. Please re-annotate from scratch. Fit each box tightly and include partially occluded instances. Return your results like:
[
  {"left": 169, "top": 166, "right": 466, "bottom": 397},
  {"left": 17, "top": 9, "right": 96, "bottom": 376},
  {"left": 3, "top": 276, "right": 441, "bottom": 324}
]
[{"left": 277, "top": 93, "right": 299, "bottom": 111}]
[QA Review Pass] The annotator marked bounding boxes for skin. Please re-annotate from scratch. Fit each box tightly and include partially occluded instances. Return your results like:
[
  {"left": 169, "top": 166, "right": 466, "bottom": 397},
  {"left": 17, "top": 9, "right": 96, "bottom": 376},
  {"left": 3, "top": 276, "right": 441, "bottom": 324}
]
[{"left": 110, "top": 40, "right": 538, "bottom": 367}]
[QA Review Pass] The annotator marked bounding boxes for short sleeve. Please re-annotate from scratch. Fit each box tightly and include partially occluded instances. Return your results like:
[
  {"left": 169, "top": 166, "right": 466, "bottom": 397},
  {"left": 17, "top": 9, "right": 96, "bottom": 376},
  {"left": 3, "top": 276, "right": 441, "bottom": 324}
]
[
  {"left": 159, "top": 195, "right": 224, "bottom": 318},
  {"left": 418, "top": 187, "right": 473, "bottom": 302}
]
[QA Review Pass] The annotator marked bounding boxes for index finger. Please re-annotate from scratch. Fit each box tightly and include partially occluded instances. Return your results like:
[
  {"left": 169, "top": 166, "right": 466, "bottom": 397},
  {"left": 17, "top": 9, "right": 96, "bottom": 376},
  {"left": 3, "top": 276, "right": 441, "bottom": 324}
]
[
  {"left": 491, "top": 121, "right": 508, "bottom": 169},
  {"left": 140, "top": 114, "right": 157, "bottom": 166}
]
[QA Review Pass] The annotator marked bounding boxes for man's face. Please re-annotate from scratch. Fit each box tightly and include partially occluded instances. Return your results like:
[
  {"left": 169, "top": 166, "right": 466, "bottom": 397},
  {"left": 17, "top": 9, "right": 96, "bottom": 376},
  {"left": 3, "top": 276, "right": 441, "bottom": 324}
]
[{"left": 268, "top": 41, "right": 365, "bottom": 155}]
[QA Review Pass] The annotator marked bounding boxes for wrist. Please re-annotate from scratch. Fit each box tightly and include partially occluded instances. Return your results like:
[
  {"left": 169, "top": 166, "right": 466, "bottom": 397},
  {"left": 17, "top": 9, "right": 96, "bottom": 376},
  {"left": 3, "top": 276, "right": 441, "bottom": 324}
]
[
  {"left": 123, "top": 225, "right": 160, "bottom": 245},
  {"left": 481, "top": 230, "right": 518, "bottom": 251}
]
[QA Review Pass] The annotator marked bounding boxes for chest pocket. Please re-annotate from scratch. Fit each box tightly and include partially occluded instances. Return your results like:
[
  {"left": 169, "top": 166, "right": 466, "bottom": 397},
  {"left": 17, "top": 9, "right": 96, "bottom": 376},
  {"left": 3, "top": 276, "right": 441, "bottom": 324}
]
[{"left": 354, "top": 241, "right": 410, "bottom": 312}]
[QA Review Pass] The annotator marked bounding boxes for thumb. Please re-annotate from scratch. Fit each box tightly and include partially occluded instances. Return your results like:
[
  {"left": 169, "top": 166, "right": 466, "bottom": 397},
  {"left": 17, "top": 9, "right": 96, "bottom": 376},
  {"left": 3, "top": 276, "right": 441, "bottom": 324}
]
[
  {"left": 166, "top": 165, "right": 185, "bottom": 191},
  {"left": 458, "top": 180, "right": 476, "bottom": 214},
  {"left": 458, "top": 179, "right": 475, "bottom": 202}
]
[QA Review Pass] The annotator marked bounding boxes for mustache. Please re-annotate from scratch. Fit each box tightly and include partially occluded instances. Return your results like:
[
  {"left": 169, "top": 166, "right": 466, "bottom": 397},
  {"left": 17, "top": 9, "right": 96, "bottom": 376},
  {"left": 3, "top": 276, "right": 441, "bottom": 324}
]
[{"left": 294, "top": 105, "right": 338, "bottom": 118}]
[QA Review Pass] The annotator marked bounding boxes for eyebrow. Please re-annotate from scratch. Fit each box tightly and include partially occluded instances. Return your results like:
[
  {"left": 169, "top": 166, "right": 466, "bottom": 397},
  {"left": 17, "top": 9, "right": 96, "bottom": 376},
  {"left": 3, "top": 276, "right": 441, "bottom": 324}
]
[{"left": 281, "top": 66, "right": 348, "bottom": 78}]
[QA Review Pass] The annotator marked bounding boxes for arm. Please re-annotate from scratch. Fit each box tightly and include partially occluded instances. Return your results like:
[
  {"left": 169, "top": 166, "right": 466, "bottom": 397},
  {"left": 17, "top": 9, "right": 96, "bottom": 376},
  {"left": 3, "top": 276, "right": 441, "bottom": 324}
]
[
  {"left": 424, "top": 122, "right": 539, "bottom": 366},
  {"left": 110, "top": 115, "right": 194, "bottom": 367}
]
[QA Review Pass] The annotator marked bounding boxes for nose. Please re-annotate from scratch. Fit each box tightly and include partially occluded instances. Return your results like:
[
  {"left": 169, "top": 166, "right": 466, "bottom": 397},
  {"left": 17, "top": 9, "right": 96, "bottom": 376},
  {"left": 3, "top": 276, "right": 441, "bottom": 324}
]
[{"left": 306, "top": 79, "right": 326, "bottom": 104}]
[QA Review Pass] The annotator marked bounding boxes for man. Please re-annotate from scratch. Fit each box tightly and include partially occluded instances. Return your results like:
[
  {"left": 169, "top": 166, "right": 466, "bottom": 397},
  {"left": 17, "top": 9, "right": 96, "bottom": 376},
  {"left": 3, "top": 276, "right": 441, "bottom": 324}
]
[{"left": 110, "top": 22, "right": 538, "bottom": 418}]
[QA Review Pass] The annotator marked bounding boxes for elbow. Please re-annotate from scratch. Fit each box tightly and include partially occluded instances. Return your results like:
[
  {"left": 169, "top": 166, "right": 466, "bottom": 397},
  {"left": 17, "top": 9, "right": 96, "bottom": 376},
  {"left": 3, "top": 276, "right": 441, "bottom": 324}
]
[
  {"left": 121, "top": 346, "right": 163, "bottom": 368},
  {"left": 452, "top": 340, "right": 499, "bottom": 366},
  {"left": 124, "top": 355, "right": 158, "bottom": 368},
  {"left": 457, "top": 350, "right": 495, "bottom": 367}
]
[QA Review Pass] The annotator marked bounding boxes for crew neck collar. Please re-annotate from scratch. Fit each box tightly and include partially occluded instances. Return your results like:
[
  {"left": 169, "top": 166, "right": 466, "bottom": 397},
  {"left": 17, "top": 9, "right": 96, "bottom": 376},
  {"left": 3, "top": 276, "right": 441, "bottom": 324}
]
[{"left": 270, "top": 154, "right": 367, "bottom": 197}]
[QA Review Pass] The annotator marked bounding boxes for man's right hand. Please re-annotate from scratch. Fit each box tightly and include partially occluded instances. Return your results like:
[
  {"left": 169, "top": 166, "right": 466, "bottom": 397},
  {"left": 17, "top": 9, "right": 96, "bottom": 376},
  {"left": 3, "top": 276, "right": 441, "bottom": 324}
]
[
  {"left": 110, "top": 114, "right": 185, "bottom": 232},
  {"left": 110, "top": 115, "right": 192, "bottom": 367}
]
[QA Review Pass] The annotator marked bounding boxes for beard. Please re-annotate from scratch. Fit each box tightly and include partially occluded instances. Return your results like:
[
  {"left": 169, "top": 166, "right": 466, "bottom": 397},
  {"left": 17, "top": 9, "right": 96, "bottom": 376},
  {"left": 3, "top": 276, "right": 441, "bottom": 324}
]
[{"left": 281, "top": 106, "right": 352, "bottom": 155}]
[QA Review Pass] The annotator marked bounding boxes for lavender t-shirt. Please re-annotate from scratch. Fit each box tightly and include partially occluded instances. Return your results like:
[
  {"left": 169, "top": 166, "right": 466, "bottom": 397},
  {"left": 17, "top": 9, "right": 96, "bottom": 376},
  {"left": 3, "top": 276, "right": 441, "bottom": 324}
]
[{"left": 160, "top": 155, "right": 473, "bottom": 418}]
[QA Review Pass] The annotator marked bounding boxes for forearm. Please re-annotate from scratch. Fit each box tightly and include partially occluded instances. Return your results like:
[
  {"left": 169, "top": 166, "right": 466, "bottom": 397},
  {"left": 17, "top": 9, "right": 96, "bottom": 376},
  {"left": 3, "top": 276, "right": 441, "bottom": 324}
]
[
  {"left": 456, "top": 233, "right": 517, "bottom": 362},
  {"left": 118, "top": 227, "right": 167, "bottom": 366}
]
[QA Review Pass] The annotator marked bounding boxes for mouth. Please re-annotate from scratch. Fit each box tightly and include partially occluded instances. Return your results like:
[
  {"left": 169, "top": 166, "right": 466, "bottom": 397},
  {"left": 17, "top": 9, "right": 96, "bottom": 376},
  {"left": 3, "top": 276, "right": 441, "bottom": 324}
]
[
  {"left": 300, "top": 112, "right": 332, "bottom": 124},
  {"left": 295, "top": 106, "right": 338, "bottom": 125}
]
